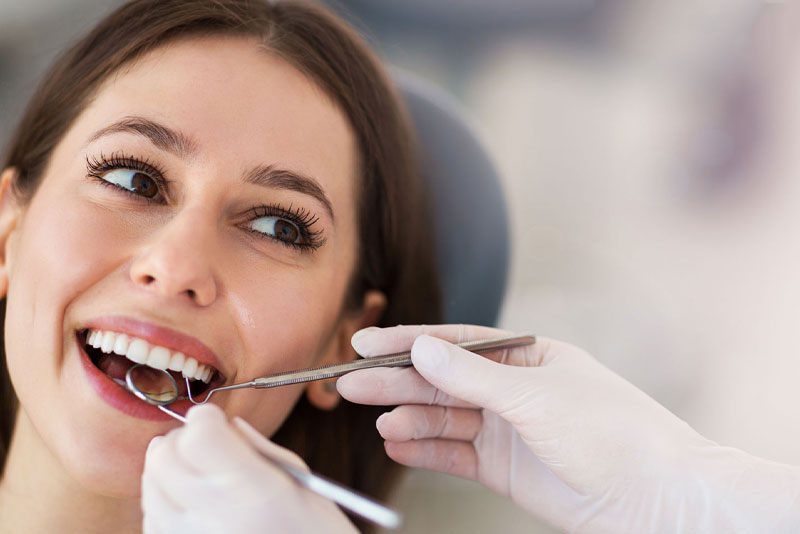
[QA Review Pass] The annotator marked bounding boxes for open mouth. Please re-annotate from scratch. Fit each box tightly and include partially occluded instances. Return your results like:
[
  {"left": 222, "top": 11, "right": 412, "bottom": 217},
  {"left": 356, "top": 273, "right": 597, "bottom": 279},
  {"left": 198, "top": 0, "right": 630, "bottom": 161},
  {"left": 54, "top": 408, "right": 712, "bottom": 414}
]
[{"left": 78, "top": 328, "right": 224, "bottom": 400}]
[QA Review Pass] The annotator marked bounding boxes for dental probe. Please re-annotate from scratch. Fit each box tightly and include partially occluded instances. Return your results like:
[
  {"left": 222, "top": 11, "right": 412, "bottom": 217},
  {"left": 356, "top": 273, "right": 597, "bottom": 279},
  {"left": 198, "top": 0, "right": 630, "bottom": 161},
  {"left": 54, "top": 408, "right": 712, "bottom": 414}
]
[
  {"left": 123, "top": 366, "right": 403, "bottom": 529},
  {"left": 187, "top": 333, "right": 537, "bottom": 405}
]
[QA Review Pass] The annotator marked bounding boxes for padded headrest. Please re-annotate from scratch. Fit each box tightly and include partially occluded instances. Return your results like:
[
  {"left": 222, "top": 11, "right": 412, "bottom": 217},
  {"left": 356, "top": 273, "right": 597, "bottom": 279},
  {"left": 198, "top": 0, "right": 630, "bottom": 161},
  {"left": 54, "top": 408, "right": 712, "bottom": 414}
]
[{"left": 394, "top": 70, "right": 509, "bottom": 326}]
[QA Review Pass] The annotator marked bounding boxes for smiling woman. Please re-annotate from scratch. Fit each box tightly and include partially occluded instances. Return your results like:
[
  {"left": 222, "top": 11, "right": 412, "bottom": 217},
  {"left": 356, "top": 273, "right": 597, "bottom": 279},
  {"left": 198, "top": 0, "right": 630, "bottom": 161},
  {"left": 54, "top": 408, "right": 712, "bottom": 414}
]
[{"left": 0, "top": 1, "right": 441, "bottom": 532}]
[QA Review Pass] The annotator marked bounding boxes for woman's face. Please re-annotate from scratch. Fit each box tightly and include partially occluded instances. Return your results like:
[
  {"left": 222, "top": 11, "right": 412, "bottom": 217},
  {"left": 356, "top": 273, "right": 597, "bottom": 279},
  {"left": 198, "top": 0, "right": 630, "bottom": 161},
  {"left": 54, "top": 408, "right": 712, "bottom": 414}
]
[{"left": 1, "top": 36, "right": 375, "bottom": 496}]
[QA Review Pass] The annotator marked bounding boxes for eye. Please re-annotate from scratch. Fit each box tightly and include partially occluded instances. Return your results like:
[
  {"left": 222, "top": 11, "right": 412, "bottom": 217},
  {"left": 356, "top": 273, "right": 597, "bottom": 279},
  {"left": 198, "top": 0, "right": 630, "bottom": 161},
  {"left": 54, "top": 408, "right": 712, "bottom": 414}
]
[
  {"left": 102, "top": 169, "right": 159, "bottom": 199},
  {"left": 245, "top": 204, "right": 325, "bottom": 252},
  {"left": 250, "top": 216, "right": 301, "bottom": 244}
]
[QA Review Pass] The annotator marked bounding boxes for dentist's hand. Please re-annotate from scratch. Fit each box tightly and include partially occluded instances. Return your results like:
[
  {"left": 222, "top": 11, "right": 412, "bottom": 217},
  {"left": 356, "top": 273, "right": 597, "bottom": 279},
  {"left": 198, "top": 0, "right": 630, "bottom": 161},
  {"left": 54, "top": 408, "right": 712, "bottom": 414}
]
[
  {"left": 141, "top": 404, "right": 357, "bottom": 534},
  {"left": 338, "top": 324, "right": 800, "bottom": 534}
]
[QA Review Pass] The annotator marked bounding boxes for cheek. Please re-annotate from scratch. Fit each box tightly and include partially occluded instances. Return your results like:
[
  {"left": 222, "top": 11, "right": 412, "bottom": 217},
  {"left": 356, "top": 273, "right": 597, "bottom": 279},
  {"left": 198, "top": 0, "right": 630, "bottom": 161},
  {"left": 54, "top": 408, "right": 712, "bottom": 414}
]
[
  {"left": 229, "top": 272, "right": 343, "bottom": 373},
  {"left": 7, "top": 194, "right": 149, "bottom": 408},
  {"left": 224, "top": 222, "right": 354, "bottom": 374},
  {"left": 6, "top": 192, "right": 128, "bottom": 364},
  {"left": 9, "top": 193, "right": 126, "bottom": 302},
  {"left": 222, "top": 256, "right": 351, "bottom": 435},
  {"left": 3, "top": 189, "right": 152, "bottom": 499}
]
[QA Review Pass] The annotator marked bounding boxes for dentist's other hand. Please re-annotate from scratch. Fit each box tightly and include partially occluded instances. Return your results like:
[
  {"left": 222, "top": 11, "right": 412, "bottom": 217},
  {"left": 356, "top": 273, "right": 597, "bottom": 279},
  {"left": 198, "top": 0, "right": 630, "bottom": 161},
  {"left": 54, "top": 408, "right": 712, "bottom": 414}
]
[
  {"left": 141, "top": 403, "right": 357, "bottom": 534},
  {"left": 338, "top": 324, "right": 800, "bottom": 534}
]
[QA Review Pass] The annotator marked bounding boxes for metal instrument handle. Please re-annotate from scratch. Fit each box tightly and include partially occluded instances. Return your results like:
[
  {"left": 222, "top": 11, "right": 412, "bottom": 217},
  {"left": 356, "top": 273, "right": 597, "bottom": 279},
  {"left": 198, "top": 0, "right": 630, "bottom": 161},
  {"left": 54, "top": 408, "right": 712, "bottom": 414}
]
[
  {"left": 252, "top": 334, "right": 536, "bottom": 389},
  {"left": 274, "top": 459, "right": 402, "bottom": 529}
]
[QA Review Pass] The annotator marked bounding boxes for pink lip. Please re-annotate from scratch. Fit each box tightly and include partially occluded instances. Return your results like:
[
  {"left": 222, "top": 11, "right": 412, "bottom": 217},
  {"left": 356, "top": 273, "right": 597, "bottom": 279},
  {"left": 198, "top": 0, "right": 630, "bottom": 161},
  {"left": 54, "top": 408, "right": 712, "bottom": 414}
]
[
  {"left": 77, "top": 334, "right": 197, "bottom": 422},
  {"left": 82, "top": 316, "right": 223, "bottom": 374}
]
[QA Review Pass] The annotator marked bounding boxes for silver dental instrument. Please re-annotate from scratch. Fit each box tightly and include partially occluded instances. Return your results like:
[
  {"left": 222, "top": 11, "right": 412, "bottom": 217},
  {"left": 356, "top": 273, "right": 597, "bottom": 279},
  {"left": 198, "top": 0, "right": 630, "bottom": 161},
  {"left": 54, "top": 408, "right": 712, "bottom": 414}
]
[
  {"left": 125, "top": 365, "right": 187, "bottom": 421},
  {"left": 186, "top": 333, "right": 537, "bottom": 405},
  {"left": 124, "top": 365, "right": 402, "bottom": 529},
  {"left": 123, "top": 333, "right": 536, "bottom": 529}
]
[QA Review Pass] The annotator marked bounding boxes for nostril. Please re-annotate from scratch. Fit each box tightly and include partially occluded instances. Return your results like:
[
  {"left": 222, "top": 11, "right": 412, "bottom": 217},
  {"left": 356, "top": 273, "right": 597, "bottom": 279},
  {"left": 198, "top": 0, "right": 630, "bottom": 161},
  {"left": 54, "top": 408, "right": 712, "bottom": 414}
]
[{"left": 130, "top": 257, "right": 216, "bottom": 305}]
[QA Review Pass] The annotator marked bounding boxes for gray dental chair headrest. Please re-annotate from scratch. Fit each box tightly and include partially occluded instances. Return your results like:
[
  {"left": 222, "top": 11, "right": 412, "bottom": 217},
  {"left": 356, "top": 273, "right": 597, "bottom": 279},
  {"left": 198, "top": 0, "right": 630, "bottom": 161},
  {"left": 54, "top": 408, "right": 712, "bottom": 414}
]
[{"left": 394, "top": 70, "right": 509, "bottom": 326}]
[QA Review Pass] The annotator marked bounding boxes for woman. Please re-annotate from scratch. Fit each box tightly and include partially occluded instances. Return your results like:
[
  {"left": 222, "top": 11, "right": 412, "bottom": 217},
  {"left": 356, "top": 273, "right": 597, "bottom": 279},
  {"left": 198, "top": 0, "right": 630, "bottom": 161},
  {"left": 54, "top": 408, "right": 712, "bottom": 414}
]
[
  {"left": 138, "top": 4, "right": 800, "bottom": 533},
  {"left": 0, "top": 0, "right": 441, "bottom": 532}
]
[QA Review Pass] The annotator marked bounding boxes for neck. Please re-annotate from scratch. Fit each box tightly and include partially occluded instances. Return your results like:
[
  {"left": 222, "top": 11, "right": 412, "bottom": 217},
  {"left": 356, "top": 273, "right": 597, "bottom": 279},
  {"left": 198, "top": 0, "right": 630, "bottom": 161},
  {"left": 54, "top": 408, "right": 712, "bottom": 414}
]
[{"left": 0, "top": 409, "right": 141, "bottom": 533}]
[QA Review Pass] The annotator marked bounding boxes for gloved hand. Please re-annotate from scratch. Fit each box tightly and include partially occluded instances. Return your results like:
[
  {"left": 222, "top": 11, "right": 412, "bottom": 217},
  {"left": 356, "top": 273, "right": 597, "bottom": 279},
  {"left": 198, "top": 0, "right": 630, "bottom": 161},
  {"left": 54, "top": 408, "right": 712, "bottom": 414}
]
[
  {"left": 338, "top": 324, "right": 800, "bottom": 533},
  {"left": 141, "top": 403, "right": 357, "bottom": 534}
]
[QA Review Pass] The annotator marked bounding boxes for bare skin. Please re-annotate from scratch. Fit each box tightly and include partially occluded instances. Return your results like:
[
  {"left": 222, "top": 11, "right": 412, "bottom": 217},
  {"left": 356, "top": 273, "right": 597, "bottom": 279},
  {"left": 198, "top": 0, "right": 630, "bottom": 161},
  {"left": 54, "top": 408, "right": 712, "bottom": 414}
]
[{"left": 0, "top": 36, "right": 383, "bottom": 533}]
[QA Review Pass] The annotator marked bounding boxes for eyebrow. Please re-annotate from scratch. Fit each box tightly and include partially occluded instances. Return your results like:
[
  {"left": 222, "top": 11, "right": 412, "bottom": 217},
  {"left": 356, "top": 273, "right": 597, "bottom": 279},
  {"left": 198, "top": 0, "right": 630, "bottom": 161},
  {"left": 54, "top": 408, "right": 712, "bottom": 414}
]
[
  {"left": 87, "top": 116, "right": 335, "bottom": 221},
  {"left": 87, "top": 116, "right": 198, "bottom": 157},
  {"left": 243, "top": 165, "right": 334, "bottom": 222}
]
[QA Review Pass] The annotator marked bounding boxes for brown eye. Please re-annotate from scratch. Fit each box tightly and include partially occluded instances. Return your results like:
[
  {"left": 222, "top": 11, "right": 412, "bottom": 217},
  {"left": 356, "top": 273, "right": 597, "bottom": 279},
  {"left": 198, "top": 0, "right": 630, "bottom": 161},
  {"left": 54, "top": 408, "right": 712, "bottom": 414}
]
[
  {"left": 250, "top": 216, "right": 301, "bottom": 243},
  {"left": 131, "top": 172, "right": 157, "bottom": 198},
  {"left": 101, "top": 169, "right": 160, "bottom": 199},
  {"left": 274, "top": 220, "right": 299, "bottom": 242}
]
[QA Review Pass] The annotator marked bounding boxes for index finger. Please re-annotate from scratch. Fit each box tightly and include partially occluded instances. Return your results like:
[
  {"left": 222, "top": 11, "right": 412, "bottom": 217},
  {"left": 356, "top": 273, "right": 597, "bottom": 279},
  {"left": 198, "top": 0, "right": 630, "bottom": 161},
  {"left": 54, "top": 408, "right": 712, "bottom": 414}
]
[
  {"left": 351, "top": 324, "right": 544, "bottom": 366},
  {"left": 351, "top": 324, "right": 505, "bottom": 356}
]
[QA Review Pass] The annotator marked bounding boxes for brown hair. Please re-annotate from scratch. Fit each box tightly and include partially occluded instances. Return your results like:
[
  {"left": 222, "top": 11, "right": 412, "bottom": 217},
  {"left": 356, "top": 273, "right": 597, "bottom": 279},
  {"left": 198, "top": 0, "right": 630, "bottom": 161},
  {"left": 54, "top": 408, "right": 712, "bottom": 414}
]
[{"left": 0, "top": 0, "right": 441, "bottom": 529}]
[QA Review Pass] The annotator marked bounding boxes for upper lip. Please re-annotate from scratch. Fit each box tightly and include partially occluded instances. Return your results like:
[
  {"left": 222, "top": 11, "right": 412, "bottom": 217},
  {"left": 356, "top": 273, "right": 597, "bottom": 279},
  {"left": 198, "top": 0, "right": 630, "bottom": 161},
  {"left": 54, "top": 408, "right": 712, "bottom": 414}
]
[{"left": 80, "top": 315, "right": 224, "bottom": 376}]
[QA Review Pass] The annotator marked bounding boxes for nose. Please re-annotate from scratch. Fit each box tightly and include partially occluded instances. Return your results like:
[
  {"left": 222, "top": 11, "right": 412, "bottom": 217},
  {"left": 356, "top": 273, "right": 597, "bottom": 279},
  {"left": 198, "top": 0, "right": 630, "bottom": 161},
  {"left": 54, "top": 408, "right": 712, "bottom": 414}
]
[{"left": 129, "top": 209, "right": 218, "bottom": 307}]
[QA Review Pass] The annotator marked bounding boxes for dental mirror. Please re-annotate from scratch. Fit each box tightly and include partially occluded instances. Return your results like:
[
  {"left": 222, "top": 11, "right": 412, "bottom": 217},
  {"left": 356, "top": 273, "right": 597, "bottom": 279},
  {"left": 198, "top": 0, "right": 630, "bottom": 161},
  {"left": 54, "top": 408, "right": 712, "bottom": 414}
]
[
  {"left": 122, "top": 364, "right": 402, "bottom": 528},
  {"left": 125, "top": 364, "right": 179, "bottom": 406}
]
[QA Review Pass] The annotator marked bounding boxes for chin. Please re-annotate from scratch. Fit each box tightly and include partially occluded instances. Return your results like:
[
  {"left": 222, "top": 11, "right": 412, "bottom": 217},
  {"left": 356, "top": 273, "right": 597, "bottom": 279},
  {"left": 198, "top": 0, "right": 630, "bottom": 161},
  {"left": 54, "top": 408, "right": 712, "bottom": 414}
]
[
  {"left": 46, "top": 411, "right": 154, "bottom": 499},
  {"left": 64, "top": 436, "right": 148, "bottom": 498}
]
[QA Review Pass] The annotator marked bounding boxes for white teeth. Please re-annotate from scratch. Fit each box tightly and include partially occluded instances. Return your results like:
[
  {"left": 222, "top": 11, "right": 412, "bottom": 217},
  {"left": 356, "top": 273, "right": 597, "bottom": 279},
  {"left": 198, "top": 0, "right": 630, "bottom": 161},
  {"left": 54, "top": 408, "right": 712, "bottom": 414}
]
[
  {"left": 194, "top": 364, "right": 206, "bottom": 381},
  {"left": 183, "top": 357, "right": 198, "bottom": 379},
  {"left": 113, "top": 334, "right": 130, "bottom": 356},
  {"left": 84, "top": 329, "right": 217, "bottom": 383},
  {"left": 168, "top": 351, "right": 185, "bottom": 372},
  {"left": 100, "top": 331, "right": 116, "bottom": 353},
  {"left": 91, "top": 331, "right": 103, "bottom": 349},
  {"left": 127, "top": 338, "right": 149, "bottom": 364},
  {"left": 147, "top": 346, "right": 171, "bottom": 370}
]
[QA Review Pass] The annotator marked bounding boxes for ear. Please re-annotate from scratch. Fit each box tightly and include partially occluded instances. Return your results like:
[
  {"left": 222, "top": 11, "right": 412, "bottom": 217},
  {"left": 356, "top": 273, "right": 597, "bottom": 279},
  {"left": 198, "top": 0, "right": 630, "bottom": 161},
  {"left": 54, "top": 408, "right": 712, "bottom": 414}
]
[
  {"left": 305, "top": 290, "right": 386, "bottom": 411},
  {"left": 0, "top": 168, "right": 22, "bottom": 298}
]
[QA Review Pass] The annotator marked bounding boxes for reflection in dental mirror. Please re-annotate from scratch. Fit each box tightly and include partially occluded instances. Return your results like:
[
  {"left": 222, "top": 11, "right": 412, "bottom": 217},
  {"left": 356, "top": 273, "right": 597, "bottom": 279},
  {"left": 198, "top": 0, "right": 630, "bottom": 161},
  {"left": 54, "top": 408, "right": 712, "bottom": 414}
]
[{"left": 125, "top": 364, "right": 179, "bottom": 406}]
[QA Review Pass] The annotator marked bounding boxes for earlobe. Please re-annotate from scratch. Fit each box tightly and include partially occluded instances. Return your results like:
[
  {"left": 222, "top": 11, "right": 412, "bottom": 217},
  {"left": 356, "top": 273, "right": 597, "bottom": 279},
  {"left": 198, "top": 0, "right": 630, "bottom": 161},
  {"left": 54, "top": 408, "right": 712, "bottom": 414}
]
[
  {"left": 305, "top": 290, "right": 387, "bottom": 411},
  {"left": 0, "top": 168, "right": 22, "bottom": 298},
  {"left": 306, "top": 379, "right": 342, "bottom": 411}
]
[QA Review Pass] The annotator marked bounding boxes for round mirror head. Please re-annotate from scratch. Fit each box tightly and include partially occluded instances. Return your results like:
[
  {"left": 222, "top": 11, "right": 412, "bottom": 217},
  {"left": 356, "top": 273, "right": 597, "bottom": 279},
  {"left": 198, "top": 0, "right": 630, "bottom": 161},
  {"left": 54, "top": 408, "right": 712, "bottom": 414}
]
[{"left": 126, "top": 364, "right": 179, "bottom": 406}]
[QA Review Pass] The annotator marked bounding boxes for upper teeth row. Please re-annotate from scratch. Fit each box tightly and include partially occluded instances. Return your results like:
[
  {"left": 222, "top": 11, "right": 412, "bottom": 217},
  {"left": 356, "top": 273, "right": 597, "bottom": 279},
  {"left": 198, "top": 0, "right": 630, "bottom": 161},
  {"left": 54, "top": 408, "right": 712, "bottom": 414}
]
[{"left": 86, "top": 329, "right": 214, "bottom": 383}]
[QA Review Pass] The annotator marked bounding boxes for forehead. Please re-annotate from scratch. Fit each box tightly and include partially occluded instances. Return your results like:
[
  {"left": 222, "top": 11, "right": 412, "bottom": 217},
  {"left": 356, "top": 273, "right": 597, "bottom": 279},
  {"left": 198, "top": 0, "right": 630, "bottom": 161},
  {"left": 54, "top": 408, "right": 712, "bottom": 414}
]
[{"left": 75, "top": 35, "right": 358, "bottom": 208}]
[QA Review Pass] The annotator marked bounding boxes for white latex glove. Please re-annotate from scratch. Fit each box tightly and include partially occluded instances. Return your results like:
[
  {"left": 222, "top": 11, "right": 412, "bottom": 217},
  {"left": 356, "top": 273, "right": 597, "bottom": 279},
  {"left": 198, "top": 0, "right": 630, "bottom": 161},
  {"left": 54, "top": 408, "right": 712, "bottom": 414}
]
[
  {"left": 141, "top": 403, "right": 357, "bottom": 534},
  {"left": 337, "top": 324, "right": 800, "bottom": 533}
]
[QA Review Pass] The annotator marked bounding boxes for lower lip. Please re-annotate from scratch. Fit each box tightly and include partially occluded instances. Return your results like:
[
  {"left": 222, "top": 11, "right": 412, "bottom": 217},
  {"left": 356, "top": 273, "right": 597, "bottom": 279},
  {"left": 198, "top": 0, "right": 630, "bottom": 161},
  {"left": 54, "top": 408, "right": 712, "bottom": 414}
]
[{"left": 78, "top": 335, "right": 197, "bottom": 422}]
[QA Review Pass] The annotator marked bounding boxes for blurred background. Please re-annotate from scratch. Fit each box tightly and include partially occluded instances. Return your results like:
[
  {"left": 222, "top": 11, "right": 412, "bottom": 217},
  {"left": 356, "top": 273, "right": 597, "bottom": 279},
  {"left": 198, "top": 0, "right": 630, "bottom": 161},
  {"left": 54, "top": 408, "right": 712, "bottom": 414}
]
[{"left": 1, "top": 0, "right": 797, "bottom": 532}]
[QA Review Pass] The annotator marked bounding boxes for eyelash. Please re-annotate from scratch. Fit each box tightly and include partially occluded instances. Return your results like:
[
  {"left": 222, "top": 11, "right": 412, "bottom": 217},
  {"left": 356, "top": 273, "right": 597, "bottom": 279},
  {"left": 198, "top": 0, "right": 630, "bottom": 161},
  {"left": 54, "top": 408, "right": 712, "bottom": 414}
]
[
  {"left": 86, "top": 152, "right": 169, "bottom": 203},
  {"left": 248, "top": 204, "right": 326, "bottom": 252},
  {"left": 85, "top": 152, "right": 325, "bottom": 252}
]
